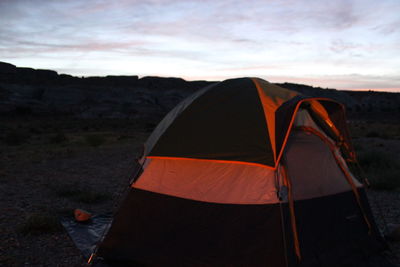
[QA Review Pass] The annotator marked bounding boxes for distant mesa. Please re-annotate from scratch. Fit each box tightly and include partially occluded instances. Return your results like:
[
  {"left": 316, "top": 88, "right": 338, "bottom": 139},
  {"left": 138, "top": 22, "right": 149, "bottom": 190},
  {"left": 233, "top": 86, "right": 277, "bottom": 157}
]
[
  {"left": 0, "top": 61, "right": 213, "bottom": 120},
  {"left": 0, "top": 61, "right": 399, "bottom": 122}
]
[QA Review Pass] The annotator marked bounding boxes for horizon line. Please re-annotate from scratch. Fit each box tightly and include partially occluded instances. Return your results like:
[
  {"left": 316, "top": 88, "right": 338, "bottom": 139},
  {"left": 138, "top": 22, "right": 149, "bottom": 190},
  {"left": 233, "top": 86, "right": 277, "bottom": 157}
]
[{"left": 2, "top": 61, "right": 399, "bottom": 94}]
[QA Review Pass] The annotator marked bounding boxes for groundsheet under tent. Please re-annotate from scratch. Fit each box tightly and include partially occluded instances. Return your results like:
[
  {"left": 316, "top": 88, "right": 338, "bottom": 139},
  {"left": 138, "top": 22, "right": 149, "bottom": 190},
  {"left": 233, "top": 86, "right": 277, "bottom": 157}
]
[{"left": 61, "top": 213, "right": 112, "bottom": 260}]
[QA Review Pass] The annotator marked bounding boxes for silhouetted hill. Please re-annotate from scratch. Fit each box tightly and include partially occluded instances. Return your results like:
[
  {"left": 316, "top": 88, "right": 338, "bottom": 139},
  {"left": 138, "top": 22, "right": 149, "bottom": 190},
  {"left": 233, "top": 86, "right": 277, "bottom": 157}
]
[
  {"left": 0, "top": 61, "right": 399, "bottom": 122},
  {"left": 277, "top": 82, "right": 400, "bottom": 121},
  {"left": 0, "top": 62, "right": 213, "bottom": 121}
]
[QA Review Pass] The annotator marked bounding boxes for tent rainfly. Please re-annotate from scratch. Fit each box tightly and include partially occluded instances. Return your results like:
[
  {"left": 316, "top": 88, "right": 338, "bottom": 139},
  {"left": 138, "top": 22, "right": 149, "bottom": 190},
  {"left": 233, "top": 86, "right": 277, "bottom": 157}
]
[{"left": 70, "top": 78, "right": 388, "bottom": 266}]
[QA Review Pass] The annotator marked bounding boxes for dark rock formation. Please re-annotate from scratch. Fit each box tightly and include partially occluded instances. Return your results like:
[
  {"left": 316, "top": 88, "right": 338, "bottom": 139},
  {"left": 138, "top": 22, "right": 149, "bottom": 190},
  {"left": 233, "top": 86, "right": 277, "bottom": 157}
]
[
  {"left": 0, "top": 61, "right": 399, "bottom": 123},
  {"left": 0, "top": 62, "right": 214, "bottom": 121},
  {"left": 0, "top": 62, "right": 17, "bottom": 74},
  {"left": 278, "top": 82, "right": 400, "bottom": 121}
]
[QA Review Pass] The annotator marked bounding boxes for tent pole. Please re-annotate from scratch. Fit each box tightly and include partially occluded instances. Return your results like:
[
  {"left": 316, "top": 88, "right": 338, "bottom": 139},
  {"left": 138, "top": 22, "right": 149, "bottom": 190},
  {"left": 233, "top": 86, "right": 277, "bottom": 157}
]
[
  {"left": 277, "top": 166, "right": 290, "bottom": 267},
  {"left": 281, "top": 164, "right": 302, "bottom": 262}
]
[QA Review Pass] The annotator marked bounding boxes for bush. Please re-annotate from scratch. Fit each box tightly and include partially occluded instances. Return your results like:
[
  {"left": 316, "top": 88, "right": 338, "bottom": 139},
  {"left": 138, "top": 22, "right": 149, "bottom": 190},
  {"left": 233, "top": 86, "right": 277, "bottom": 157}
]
[
  {"left": 51, "top": 182, "right": 111, "bottom": 204},
  {"left": 74, "top": 191, "right": 112, "bottom": 204},
  {"left": 52, "top": 182, "right": 81, "bottom": 198},
  {"left": 19, "top": 212, "right": 62, "bottom": 235},
  {"left": 358, "top": 150, "right": 395, "bottom": 170},
  {"left": 368, "top": 169, "right": 400, "bottom": 191},
  {"left": 15, "top": 106, "right": 32, "bottom": 115},
  {"left": 85, "top": 134, "right": 106, "bottom": 147},
  {"left": 29, "top": 127, "right": 42, "bottom": 134},
  {"left": 353, "top": 142, "right": 364, "bottom": 152},
  {"left": 49, "top": 132, "right": 67, "bottom": 144},
  {"left": 4, "top": 130, "right": 29, "bottom": 146},
  {"left": 365, "top": 131, "right": 380, "bottom": 138},
  {"left": 358, "top": 149, "right": 400, "bottom": 190}
]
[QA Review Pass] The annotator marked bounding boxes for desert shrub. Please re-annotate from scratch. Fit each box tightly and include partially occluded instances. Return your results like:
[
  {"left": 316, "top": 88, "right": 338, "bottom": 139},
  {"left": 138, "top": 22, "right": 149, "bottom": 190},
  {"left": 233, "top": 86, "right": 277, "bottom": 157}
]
[
  {"left": 55, "top": 207, "right": 75, "bottom": 217},
  {"left": 365, "top": 131, "right": 380, "bottom": 138},
  {"left": 353, "top": 142, "right": 364, "bottom": 152},
  {"left": 29, "top": 127, "right": 42, "bottom": 134},
  {"left": 368, "top": 169, "right": 400, "bottom": 191},
  {"left": 358, "top": 149, "right": 400, "bottom": 190},
  {"left": 4, "top": 130, "right": 29, "bottom": 146},
  {"left": 358, "top": 150, "right": 395, "bottom": 169},
  {"left": 18, "top": 212, "right": 62, "bottom": 235},
  {"left": 74, "top": 191, "right": 112, "bottom": 204},
  {"left": 52, "top": 182, "right": 81, "bottom": 198},
  {"left": 85, "top": 134, "right": 106, "bottom": 147},
  {"left": 49, "top": 132, "right": 67, "bottom": 144},
  {"left": 363, "top": 123, "right": 396, "bottom": 139},
  {"left": 50, "top": 182, "right": 111, "bottom": 204},
  {"left": 117, "top": 134, "right": 134, "bottom": 140},
  {"left": 15, "top": 106, "right": 32, "bottom": 115}
]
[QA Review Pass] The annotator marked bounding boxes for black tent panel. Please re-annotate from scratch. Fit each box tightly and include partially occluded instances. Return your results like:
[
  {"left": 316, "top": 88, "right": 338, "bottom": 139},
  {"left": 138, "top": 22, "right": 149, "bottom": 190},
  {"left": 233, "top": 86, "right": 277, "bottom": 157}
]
[
  {"left": 148, "top": 78, "right": 275, "bottom": 166},
  {"left": 97, "top": 188, "right": 287, "bottom": 267},
  {"left": 145, "top": 82, "right": 218, "bottom": 156},
  {"left": 281, "top": 190, "right": 385, "bottom": 267}
]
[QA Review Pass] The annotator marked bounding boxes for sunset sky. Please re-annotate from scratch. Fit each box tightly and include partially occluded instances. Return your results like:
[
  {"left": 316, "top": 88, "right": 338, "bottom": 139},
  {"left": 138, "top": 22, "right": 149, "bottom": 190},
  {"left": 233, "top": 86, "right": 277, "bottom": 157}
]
[{"left": 0, "top": 0, "right": 399, "bottom": 91}]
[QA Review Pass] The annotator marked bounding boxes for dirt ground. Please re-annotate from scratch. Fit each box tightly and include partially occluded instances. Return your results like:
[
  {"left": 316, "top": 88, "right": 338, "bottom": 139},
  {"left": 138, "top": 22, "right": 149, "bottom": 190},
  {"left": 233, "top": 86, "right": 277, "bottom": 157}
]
[{"left": 1, "top": 117, "right": 399, "bottom": 266}]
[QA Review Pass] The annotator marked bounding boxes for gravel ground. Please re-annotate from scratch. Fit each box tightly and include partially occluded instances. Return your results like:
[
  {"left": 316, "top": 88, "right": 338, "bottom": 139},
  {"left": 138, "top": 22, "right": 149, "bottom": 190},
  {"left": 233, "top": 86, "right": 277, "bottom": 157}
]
[
  {"left": 367, "top": 190, "right": 400, "bottom": 266},
  {"left": 1, "top": 139, "right": 399, "bottom": 266},
  {"left": 1, "top": 142, "right": 144, "bottom": 266}
]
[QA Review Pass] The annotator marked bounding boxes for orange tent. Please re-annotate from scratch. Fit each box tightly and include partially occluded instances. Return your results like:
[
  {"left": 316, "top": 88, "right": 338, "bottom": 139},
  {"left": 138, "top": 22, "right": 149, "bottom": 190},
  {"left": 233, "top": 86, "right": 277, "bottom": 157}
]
[{"left": 81, "top": 78, "right": 385, "bottom": 266}]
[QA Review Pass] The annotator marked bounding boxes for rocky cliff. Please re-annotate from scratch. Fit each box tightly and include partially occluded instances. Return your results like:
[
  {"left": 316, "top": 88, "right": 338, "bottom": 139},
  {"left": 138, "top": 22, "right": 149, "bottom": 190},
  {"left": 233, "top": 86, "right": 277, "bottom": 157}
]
[
  {"left": 0, "top": 62, "right": 212, "bottom": 121},
  {"left": 1, "top": 61, "right": 399, "bottom": 122}
]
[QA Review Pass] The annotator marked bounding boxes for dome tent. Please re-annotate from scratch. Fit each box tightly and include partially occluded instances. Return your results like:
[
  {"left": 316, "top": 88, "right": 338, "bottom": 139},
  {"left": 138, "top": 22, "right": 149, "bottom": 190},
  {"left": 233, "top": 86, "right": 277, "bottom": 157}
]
[{"left": 89, "top": 78, "right": 386, "bottom": 266}]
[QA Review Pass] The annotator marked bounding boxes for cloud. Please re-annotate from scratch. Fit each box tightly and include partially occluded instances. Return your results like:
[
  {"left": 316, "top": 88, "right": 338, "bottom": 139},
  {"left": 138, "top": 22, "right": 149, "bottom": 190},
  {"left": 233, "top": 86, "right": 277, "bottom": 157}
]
[
  {"left": 372, "top": 19, "right": 400, "bottom": 35},
  {"left": 0, "top": 0, "right": 399, "bottom": 91},
  {"left": 268, "top": 74, "right": 400, "bottom": 91},
  {"left": 330, "top": 39, "right": 362, "bottom": 53}
]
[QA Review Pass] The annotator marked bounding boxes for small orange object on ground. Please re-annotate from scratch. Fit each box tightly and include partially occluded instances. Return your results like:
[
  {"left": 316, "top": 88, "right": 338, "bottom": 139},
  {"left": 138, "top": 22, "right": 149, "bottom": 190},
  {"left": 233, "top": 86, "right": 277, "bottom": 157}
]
[{"left": 74, "top": 209, "right": 92, "bottom": 222}]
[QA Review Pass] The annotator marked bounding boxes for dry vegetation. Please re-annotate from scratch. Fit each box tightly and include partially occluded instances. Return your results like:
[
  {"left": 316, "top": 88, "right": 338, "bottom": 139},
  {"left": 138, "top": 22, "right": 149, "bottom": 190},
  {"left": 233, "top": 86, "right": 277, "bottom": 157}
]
[
  {"left": 349, "top": 121, "right": 400, "bottom": 190},
  {"left": 0, "top": 115, "right": 399, "bottom": 266}
]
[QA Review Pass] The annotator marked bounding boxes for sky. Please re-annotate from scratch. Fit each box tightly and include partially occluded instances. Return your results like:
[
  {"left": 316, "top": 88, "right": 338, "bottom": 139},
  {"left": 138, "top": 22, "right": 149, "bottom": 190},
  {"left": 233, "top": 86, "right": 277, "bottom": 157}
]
[{"left": 0, "top": 0, "right": 399, "bottom": 91}]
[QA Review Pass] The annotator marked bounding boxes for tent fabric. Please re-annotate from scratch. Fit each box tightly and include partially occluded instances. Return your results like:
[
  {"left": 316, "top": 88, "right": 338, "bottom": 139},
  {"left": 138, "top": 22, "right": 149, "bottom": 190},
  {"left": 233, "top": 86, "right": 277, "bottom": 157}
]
[
  {"left": 284, "top": 130, "right": 360, "bottom": 200},
  {"left": 284, "top": 189, "right": 384, "bottom": 267},
  {"left": 97, "top": 188, "right": 287, "bottom": 267},
  {"left": 294, "top": 108, "right": 321, "bottom": 130},
  {"left": 274, "top": 97, "right": 354, "bottom": 166},
  {"left": 135, "top": 108, "right": 357, "bottom": 204},
  {"left": 318, "top": 100, "right": 355, "bottom": 160},
  {"left": 252, "top": 77, "right": 299, "bottom": 161},
  {"left": 95, "top": 190, "right": 384, "bottom": 267},
  {"left": 133, "top": 157, "right": 278, "bottom": 204},
  {"left": 145, "top": 77, "right": 354, "bottom": 169},
  {"left": 144, "top": 82, "right": 217, "bottom": 156},
  {"left": 147, "top": 78, "right": 275, "bottom": 166}
]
